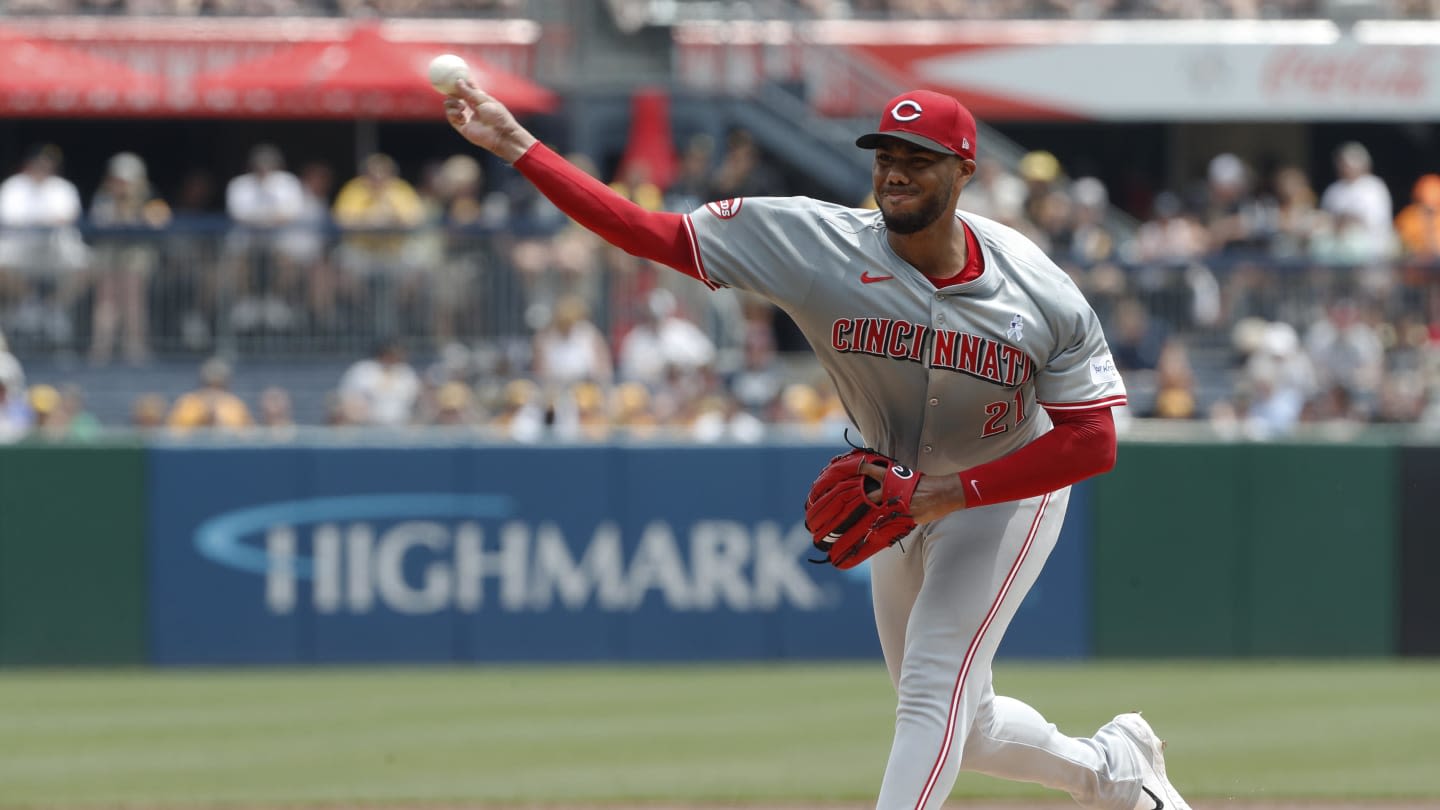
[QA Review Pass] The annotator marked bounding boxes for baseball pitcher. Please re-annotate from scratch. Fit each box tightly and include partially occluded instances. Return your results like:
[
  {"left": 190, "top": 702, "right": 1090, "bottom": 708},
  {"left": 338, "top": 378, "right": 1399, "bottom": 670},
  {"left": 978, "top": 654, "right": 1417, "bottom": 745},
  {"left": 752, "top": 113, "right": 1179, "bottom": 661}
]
[{"left": 442, "top": 81, "right": 1192, "bottom": 810}]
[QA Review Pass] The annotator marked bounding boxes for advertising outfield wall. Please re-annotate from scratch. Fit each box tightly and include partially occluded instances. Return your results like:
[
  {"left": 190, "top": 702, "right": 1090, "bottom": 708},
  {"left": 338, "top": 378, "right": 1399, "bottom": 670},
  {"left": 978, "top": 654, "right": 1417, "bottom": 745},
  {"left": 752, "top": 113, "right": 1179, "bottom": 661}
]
[
  {"left": 0, "top": 440, "right": 1427, "bottom": 666},
  {"left": 142, "top": 444, "right": 1089, "bottom": 665}
]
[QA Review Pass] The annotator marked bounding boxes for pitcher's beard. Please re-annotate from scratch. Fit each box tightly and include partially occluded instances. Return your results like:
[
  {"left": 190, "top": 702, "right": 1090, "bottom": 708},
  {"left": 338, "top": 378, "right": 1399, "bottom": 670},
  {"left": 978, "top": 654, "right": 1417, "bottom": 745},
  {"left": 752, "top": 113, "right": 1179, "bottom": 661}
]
[{"left": 880, "top": 194, "right": 950, "bottom": 234}]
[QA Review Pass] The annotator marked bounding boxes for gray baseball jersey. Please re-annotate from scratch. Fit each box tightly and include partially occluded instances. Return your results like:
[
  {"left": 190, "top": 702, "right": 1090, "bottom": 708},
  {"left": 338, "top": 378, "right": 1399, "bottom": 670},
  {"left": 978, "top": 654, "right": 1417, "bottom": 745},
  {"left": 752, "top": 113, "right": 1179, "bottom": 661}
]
[
  {"left": 685, "top": 196, "right": 1145, "bottom": 810},
  {"left": 687, "top": 196, "right": 1125, "bottom": 472}
]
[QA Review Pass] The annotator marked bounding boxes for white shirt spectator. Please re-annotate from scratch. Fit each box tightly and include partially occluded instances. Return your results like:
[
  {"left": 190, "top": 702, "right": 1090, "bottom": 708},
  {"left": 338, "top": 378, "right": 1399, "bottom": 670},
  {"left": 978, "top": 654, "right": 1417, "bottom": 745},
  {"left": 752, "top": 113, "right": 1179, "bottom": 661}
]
[
  {"left": 339, "top": 357, "right": 420, "bottom": 426},
  {"left": 0, "top": 330, "right": 23, "bottom": 392},
  {"left": 535, "top": 322, "right": 612, "bottom": 386},
  {"left": 1320, "top": 142, "right": 1395, "bottom": 260},
  {"left": 533, "top": 295, "right": 613, "bottom": 386},
  {"left": 226, "top": 170, "right": 305, "bottom": 227},
  {"left": 0, "top": 157, "right": 86, "bottom": 273},
  {"left": 0, "top": 172, "right": 81, "bottom": 227},
  {"left": 619, "top": 316, "right": 717, "bottom": 384}
]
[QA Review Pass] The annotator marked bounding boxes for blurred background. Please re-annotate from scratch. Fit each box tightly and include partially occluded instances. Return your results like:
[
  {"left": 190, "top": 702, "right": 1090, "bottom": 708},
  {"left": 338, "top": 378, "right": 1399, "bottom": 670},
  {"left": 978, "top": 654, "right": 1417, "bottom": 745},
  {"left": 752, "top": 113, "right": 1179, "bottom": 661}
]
[
  {"left": 2, "top": 2, "right": 1439, "bottom": 806},
  {"left": 0, "top": 0, "right": 1439, "bottom": 441},
  {"left": 0, "top": 0, "right": 1434, "bottom": 674}
]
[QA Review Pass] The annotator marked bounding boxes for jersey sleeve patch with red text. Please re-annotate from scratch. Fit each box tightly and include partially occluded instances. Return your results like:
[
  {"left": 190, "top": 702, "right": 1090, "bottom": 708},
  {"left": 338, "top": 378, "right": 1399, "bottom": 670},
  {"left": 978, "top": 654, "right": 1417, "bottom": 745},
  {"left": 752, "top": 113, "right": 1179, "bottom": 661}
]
[{"left": 704, "top": 198, "right": 744, "bottom": 220}]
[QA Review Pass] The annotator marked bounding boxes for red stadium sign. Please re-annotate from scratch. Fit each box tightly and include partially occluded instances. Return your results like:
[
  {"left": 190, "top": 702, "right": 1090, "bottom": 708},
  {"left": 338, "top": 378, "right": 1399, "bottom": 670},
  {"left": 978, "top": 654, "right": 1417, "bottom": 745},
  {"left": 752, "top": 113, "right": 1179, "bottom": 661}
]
[{"left": 0, "top": 18, "right": 555, "bottom": 119}]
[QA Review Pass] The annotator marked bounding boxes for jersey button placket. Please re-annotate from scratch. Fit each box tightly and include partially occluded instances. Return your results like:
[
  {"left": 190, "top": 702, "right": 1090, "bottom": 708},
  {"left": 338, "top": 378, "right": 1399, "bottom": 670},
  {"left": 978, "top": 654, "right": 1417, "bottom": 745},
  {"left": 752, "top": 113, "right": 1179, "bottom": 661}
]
[{"left": 920, "top": 293, "right": 950, "bottom": 462}]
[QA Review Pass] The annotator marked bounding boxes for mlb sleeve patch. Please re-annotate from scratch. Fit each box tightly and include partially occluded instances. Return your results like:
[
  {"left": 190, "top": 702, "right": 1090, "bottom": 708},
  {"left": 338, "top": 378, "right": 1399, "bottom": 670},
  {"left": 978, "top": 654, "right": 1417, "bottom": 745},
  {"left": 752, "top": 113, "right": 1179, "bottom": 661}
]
[{"left": 1089, "top": 354, "right": 1120, "bottom": 385}]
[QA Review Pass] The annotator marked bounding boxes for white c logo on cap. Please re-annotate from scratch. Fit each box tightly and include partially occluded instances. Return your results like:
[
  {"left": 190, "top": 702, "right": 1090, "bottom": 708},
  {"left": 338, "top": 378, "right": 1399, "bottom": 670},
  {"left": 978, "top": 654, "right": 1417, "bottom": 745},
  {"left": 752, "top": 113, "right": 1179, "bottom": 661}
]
[{"left": 891, "top": 100, "right": 923, "bottom": 122}]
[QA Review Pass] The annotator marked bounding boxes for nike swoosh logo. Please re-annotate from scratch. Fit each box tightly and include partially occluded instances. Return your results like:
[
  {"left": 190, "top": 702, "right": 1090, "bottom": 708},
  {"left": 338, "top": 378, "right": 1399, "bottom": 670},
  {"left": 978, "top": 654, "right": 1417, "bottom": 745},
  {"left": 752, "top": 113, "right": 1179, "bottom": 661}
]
[
  {"left": 1143, "top": 786, "right": 1164, "bottom": 810},
  {"left": 969, "top": 480, "right": 982, "bottom": 500},
  {"left": 860, "top": 272, "right": 893, "bottom": 284}
]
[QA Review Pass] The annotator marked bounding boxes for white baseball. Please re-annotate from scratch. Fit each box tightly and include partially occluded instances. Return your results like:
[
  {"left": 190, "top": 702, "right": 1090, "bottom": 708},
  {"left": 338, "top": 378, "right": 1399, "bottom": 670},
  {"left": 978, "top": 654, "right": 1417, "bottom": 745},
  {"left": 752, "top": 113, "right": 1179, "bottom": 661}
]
[{"left": 427, "top": 53, "right": 471, "bottom": 96}]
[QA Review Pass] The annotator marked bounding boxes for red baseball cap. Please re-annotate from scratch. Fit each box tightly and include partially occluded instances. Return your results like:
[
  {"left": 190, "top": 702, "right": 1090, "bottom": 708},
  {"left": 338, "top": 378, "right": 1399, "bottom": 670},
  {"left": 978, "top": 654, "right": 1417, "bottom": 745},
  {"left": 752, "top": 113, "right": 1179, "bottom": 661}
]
[{"left": 855, "top": 90, "right": 977, "bottom": 160}]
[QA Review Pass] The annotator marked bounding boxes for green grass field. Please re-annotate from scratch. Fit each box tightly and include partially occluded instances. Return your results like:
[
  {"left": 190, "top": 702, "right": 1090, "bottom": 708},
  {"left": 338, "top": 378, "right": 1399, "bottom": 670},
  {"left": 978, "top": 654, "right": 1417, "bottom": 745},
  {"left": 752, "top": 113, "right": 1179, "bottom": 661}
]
[{"left": 2, "top": 661, "right": 1438, "bottom": 808}]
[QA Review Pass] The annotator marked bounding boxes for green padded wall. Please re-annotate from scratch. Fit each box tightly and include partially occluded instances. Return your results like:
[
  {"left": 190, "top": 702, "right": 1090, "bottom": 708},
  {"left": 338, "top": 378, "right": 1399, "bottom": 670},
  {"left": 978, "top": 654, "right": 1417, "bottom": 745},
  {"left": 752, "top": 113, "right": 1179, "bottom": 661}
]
[
  {"left": 0, "top": 443, "right": 148, "bottom": 665},
  {"left": 1093, "top": 441, "right": 1397, "bottom": 657},
  {"left": 1093, "top": 443, "right": 1249, "bottom": 656}
]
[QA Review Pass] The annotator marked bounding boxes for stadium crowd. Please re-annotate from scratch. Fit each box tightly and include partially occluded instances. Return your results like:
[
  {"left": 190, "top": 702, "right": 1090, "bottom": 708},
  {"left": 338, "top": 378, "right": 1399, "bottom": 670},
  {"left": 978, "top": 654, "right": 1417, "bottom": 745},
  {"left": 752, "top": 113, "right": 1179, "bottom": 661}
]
[
  {"left": 3, "top": 118, "right": 1440, "bottom": 442},
  {"left": 4, "top": 0, "right": 1439, "bottom": 18}
]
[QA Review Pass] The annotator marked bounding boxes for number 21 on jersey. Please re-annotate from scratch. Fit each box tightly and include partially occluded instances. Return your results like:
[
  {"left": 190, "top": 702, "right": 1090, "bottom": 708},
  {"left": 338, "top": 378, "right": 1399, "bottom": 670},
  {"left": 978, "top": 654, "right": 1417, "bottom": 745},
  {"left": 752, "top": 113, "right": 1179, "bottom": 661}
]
[{"left": 981, "top": 390, "right": 1027, "bottom": 438}]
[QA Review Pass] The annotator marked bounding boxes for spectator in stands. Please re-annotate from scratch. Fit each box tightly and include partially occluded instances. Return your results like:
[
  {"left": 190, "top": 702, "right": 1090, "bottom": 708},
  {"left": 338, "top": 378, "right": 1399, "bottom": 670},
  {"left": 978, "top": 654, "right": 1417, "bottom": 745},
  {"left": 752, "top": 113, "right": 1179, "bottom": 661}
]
[
  {"left": 88, "top": 152, "right": 171, "bottom": 367},
  {"left": 1127, "top": 190, "right": 1209, "bottom": 265},
  {"left": 617, "top": 288, "right": 717, "bottom": 385},
  {"left": 957, "top": 157, "right": 1028, "bottom": 228},
  {"left": 1240, "top": 320, "right": 1316, "bottom": 439},
  {"left": 337, "top": 336, "right": 421, "bottom": 427},
  {"left": 1373, "top": 371, "right": 1427, "bottom": 424},
  {"left": 427, "top": 381, "right": 478, "bottom": 426},
  {"left": 707, "top": 128, "right": 783, "bottom": 200},
  {"left": 665, "top": 133, "right": 717, "bottom": 214},
  {"left": 0, "top": 329, "right": 23, "bottom": 395},
  {"left": 332, "top": 153, "right": 427, "bottom": 338},
  {"left": 1030, "top": 186, "right": 1076, "bottom": 258},
  {"left": 1269, "top": 164, "right": 1323, "bottom": 259},
  {"left": 727, "top": 315, "right": 784, "bottom": 416},
  {"left": 0, "top": 374, "right": 32, "bottom": 443},
  {"left": 166, "top": 357, "right": 254, "bottom": 431},
  {"left": 1017, "top": 149, "right": 1062, "bottom": 226},
  {"left": 690, "top": 392, "right": 765, "bottom": 443},
  {"left": 1394, "top": 173, "right": 1440, "bottom": 259},
  {"left": 1319, "top": 141, "right": 1395, "bottom": 262},
  {"left": 549, "top": 381, "right": 610, "bottom": 441},
  {"left": 1148, "top": 339, "right": 1200, "bottom": 420},
  {"left": 532, "top": 294, "right": 613, "bottom": 387},
  {"left": 59, "top": 385, "right": 101, "bottom": 439},
  {"left": 1201, "top": 152, "right": 1276, "bottom": 255},
  {"left": 0, "top": 144, "right": 88, "bottom": 348},
  {"left": 486, "top": 377, "right": 546, "bottom": 441},
  {"left": 611, "top": 381, "right": 661, "bottom": 437},
  {"left": 1108, "top": 296, "right": 1168, "bottom": 371},
  {"left": 1304, "top": 299, "right": 1385, "bottom": 414},
  {"left": 416, "top": 155, "right": 494, "bottom": 345},
  {"left": 224, "top": 144, "right": 305, "bottom": 334},
  {"left": 279, "top": 161, "right": 337, "bottom": 335},
  {"left": 258, "top": 386, "right": 296, "bottom": 435},
  {"left": 130, "top": 393, "right": 168, "bottom": 432},
  {"left": 27, "top": 384, "right": 68, "bottom": 440},
  {"left": 1065, "top": 176, "right": 1118, "bottom": 265}
]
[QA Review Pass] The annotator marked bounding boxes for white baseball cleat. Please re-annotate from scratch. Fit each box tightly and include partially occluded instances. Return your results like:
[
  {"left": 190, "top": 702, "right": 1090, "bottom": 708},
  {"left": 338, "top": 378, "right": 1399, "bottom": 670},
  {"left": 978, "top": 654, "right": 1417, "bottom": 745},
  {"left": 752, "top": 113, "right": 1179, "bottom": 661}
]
[{"left": 1112, "top": 712, "right": 1193, "bottom": 810}]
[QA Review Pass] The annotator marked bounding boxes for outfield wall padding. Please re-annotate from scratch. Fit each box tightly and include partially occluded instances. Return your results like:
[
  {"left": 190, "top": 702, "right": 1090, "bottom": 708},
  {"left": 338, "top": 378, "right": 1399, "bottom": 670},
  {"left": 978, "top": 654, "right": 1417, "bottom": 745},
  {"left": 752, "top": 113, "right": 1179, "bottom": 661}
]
[
  {"left": 0, "top": 442, "right": 148, "bottom": 665},
  {"left": 143, "top": 443, "right": 1093, "bottom": 665},
  {"left": 1092, "top": 442, "right": 1398, "bottom": 657},
  {"left": 1399, "top": 446, "right": 1440, "bottom": 656}
]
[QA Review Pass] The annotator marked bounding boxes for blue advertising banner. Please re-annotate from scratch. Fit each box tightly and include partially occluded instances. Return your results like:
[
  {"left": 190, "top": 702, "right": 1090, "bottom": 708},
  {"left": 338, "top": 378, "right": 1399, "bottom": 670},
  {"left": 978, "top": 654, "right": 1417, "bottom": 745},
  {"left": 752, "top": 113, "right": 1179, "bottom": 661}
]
[{"left": 146, "top": 443, "right": 1091, "bottom": 665}]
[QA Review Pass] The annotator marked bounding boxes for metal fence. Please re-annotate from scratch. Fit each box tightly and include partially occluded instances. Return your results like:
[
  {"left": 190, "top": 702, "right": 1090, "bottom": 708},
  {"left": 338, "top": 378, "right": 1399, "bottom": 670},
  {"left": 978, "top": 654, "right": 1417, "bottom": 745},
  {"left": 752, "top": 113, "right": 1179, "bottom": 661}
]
[
  {"left": 2, "top": 219, "right": 1438, "bottom": 383},
  {"left": 0, "top": 218, "right": 752, "bottom": 367}
]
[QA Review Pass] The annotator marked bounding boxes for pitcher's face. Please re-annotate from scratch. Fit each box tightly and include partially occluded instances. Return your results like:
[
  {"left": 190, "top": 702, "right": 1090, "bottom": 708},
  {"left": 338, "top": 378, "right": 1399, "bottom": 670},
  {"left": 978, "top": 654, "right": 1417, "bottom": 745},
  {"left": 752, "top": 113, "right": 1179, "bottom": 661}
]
[{"left": 872, "top": 139, "right": 972, "bottom": 235}]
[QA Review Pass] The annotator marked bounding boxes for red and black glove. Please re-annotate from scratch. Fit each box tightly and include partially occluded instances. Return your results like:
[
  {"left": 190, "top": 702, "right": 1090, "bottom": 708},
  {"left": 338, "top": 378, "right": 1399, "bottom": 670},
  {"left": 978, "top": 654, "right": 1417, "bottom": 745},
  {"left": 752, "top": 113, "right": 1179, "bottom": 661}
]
[{"left": 803, "top": 448, "right": 921, "bottom": 569}]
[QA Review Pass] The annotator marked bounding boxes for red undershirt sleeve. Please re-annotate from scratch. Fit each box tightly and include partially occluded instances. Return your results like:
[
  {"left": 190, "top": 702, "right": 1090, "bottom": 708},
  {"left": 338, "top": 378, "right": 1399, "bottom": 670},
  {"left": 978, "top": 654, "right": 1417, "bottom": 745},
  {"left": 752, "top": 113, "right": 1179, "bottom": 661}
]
[
  {"left": 512, "top": 143, "right": 704, "bottom": 280},
  {"left": 957, "top": 406, "right": 1117, "bottom": 508}
]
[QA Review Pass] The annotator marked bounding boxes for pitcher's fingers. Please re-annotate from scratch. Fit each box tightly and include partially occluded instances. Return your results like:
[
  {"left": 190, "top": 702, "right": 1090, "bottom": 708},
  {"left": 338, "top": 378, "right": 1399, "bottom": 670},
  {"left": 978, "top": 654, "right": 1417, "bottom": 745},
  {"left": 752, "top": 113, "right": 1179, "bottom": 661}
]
[
  {"left": 858, "top": 461, "right": 887, "bottom": 481},
  {"left": 443, "top": 99, "right": 472, "bottom": 126},
  {"left": 454, "top": 77, "right": 493, "bottom": 106}
]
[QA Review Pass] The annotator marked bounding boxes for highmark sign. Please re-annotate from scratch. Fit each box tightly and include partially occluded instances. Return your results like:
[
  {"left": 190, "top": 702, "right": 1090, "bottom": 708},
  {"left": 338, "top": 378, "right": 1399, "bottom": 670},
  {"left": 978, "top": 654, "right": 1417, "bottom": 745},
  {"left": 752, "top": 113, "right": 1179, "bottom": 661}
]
[{"left": 194, "top": 493, "right": 831, "bottom": 616}]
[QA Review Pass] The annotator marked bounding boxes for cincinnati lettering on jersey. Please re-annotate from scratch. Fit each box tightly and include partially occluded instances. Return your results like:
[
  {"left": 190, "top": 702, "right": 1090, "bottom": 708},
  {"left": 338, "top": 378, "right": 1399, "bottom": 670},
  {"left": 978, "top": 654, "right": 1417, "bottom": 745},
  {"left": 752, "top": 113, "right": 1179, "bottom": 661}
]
[{"left": 830, "top": 317, "right": 1035, "bottom": 387}]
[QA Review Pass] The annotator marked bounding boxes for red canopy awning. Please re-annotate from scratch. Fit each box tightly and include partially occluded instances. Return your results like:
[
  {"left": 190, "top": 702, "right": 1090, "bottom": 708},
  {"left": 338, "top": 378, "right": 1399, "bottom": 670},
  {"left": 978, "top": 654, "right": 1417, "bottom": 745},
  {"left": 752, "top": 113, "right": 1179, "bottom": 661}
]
[
  {"left": 191, "top": 24, "right": 558, "bottom": 120},
  {"left": 0, "top": 33, "right": 168, "bottom": 117}
]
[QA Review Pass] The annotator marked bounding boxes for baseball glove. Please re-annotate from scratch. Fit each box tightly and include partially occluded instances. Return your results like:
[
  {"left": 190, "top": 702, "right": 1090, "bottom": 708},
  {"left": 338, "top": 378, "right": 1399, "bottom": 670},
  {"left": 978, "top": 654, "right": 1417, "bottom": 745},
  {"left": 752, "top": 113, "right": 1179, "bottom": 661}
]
[{"left": 804, "top": 448, "right": 921, "bottom": 569}]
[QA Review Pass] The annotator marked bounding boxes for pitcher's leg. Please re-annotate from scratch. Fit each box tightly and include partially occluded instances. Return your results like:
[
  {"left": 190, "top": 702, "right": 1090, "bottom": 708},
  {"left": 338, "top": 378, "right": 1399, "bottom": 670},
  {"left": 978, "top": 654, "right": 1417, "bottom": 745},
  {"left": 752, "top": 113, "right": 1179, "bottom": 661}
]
[
  {"left": 870, "top": 537, "right": 926, "bottom": 690},
  {"left": 962, "top": 677, "right": 1145, "bottom": 809},
  {"left": 875, "top": 490, "right": 1066, "bottom": 810}
]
